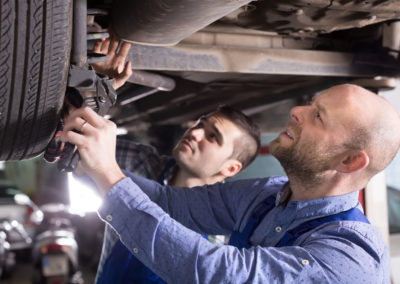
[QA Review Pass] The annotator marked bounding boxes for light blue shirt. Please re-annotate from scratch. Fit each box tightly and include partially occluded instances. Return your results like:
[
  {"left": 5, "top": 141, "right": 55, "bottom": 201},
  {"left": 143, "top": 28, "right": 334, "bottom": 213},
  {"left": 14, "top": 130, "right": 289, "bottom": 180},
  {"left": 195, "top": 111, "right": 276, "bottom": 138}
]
[
  {"left": 98, "top": 173, "right": 390, "bottom": 283},
  {"left": 95, "top": 140, "right": 173, "bottom": 282}
]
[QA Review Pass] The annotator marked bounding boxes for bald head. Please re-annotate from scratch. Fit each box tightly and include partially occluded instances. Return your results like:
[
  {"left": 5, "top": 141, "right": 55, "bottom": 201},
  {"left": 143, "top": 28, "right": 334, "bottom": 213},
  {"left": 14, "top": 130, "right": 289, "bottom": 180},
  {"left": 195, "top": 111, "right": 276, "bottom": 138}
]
[{"left": 327, "top": 84, "right": 400, "bottom": 176}]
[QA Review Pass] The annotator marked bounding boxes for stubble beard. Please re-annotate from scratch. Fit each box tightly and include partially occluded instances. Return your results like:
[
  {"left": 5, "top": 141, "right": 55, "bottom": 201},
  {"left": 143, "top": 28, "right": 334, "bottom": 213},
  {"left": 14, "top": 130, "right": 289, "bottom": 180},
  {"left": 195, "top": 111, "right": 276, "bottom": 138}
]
[{"left": 270, "top": 133, "right": 334, "bottom": 187}]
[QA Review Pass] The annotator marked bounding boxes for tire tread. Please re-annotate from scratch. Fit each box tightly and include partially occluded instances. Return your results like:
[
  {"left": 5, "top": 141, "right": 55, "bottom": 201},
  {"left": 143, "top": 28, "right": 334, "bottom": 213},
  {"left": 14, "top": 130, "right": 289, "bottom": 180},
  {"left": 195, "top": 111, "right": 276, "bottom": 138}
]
[{"left": 0, "top": 0, "right": 71, "bottom": 160}]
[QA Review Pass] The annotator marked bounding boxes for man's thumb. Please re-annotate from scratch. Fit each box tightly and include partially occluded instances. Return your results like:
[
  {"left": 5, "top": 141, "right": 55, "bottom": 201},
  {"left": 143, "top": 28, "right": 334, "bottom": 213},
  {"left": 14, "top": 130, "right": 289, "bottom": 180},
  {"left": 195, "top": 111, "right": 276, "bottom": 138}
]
[{"left": 113, "top": 61, "right": 132, "bottom": 90}]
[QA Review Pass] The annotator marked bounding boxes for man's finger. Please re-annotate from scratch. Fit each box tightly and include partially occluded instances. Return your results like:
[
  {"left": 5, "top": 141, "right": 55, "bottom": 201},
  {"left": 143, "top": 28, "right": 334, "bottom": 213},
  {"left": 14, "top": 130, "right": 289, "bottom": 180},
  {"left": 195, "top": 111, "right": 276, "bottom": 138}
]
[
  {"left": 65, "top": 119, "right": 96, "bottom": 136},
  {"left": 79, "top": 107, "right": 107, "bottom": 128},
  {"left": 63, "top": 116, "right": 86, "bottom": 133},
  {"left": 60, "top": 129, "right": 86, "bottom": 147},
  {"left": 113, "top": 61, "right": 132, "bottom": 89},
  {"left": 65, "top": 107, "right": 105, "bottom": 129},
  {"left": 101, "top": 38, "right": 111, "bottom": 54},
  {"left": 109, "top": 38, "right": 120, "bottom": 55},
  {"left": 121, "top": 61, "right": 133, "bottom": 81},
  {"left": 117, "top": 41, "right": 131, "bottom": 58},
  {"left": 93, "top": 39, "right": 102, "bottom": 53}
]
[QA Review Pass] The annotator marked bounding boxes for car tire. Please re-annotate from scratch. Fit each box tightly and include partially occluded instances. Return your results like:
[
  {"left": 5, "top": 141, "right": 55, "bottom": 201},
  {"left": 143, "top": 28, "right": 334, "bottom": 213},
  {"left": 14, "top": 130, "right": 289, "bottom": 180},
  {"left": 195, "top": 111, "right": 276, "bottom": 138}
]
[{"left": 0, "top": 0, "right": 72, "bottom": 160}]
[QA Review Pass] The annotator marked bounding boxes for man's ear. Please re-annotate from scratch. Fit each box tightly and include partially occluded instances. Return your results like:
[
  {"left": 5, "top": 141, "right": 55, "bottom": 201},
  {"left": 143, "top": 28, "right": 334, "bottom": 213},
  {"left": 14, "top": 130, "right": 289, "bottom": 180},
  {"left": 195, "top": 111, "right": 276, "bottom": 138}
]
[
  {"left": 335, "top": 150, "right": 369, "bottom": 173},
  {"left": 220, "top": 160, "right": 242, "bottom": 178}
]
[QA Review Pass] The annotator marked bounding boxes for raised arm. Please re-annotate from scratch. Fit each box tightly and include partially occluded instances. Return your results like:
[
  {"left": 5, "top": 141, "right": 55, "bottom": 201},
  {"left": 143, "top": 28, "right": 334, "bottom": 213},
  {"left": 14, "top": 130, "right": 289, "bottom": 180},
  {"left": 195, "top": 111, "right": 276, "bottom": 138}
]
[
  {"left": 60, "top": 107, "right": 275, "bottom": 234},
  {"left": 121, "top": 170, "right": 279, "bottom": 235}
]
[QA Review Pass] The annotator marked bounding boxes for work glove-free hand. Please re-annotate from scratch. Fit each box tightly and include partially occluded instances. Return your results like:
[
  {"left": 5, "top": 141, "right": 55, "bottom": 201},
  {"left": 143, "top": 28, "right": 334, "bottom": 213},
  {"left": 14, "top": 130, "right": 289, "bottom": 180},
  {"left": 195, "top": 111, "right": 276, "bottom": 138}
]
[{"left": 60, "top": 107, "right": 126, "bottom": 195}]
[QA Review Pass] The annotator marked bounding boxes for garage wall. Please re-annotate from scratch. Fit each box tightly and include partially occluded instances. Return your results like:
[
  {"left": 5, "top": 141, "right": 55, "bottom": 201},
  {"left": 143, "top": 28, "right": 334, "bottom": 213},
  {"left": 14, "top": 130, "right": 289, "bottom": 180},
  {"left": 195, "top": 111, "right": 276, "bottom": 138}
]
[
  {"left": 380, "top": 80, "right": 400, "bottom": 284},
  {"left": 381, "top": 81, "right": 400, "bottom": 190}
]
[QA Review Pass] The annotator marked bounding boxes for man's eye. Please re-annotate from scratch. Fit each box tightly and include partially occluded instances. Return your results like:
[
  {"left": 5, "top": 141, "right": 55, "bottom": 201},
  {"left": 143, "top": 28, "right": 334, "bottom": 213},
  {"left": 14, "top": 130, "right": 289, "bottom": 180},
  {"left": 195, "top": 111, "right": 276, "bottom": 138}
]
[
  {"left": 315, "top": 111, "right": 323, "bottom": 122},
  {"left": 209, "top": 133, "right": 218, "bottom": 141}
]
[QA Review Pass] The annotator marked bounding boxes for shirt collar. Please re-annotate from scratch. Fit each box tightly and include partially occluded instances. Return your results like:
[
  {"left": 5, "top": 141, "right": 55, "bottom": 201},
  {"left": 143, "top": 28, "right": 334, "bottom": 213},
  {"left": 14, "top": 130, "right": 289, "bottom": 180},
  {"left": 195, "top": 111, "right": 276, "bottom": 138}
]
[
  {"left": 275, "top": 183, "right": 360, "bottom": 218},
  {"left": 275, "top": 182, "right": 290, "bottom": 206},
  {"left": 160, "top": 158, "right": 178, "bottom": 185}
]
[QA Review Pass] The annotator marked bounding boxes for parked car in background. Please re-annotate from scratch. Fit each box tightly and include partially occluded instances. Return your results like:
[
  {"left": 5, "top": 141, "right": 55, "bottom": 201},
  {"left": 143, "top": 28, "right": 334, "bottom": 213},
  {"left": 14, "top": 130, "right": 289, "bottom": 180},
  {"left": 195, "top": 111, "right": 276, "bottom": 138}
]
[
  {"left": 0, "top": 220, "right": 16, "bottom": 278},
  {"left": 0, "top": 182, "right": 43, "bottom": 251}
]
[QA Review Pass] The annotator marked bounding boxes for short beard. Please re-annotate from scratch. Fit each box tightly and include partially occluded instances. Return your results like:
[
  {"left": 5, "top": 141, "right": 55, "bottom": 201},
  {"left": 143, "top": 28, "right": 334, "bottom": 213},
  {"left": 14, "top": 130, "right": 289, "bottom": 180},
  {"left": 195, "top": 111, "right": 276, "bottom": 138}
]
[{"left": 271, "top": 138, "right": 335, "bottom": 187}]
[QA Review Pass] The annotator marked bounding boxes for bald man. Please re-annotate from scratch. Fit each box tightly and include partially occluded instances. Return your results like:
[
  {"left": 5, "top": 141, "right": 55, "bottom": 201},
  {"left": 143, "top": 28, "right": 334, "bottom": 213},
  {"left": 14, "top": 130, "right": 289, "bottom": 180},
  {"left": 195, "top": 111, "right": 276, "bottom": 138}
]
[{"left": 62, "top": 84, "right": 400, "bottom": 283}]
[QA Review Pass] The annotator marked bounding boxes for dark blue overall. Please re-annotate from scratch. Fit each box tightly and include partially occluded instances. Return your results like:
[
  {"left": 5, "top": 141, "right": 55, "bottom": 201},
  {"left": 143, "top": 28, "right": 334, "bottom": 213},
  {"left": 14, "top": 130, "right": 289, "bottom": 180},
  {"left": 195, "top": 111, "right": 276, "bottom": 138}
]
[{"left": 229, "top": 194, "right": 369, "bottom": 249}]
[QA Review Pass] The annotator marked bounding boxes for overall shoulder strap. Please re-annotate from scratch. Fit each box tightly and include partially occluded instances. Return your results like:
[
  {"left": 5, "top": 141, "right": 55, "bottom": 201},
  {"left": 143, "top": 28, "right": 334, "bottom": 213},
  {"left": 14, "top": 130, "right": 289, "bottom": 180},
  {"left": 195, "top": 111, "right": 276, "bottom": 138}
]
[
  {"left": 277, "top": 207, "right": 370, "bottom": 247},
  {"left": 229, "top": 194, "right": 277, "bottom": 249}
]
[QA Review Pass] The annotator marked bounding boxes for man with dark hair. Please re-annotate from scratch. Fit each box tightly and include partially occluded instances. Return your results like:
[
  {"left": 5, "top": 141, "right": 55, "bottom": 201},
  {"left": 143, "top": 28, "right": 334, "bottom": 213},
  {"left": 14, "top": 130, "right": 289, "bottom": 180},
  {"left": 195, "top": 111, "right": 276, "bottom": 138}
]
[
  {"left": 90, "top": 37, "right": 261, "bottom": 283},
  {"left": 170, "top": 105, "right": 261, "bottom": 184},
  {"left": 213, "top": 106, "right": 261, "bottom": 170},
  {"left": 63, "top": 83, "right": 400, "bottom": 283}
]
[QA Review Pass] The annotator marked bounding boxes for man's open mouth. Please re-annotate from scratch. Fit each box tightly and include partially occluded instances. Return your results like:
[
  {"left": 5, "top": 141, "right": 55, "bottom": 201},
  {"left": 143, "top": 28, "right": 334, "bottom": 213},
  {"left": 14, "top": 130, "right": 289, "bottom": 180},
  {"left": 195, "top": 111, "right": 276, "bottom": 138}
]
[{"left": 285, "top": 129, "right": 294, "bottom": 140}]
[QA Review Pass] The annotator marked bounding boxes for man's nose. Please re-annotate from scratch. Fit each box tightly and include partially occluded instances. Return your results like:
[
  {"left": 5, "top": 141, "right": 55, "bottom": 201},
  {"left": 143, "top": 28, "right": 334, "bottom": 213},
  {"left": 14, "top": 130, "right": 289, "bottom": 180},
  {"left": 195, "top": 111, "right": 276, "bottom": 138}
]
[
  {"left": 189, "top": 128, "right": 205, "bottom": 142},
  {"left": 290, "top": 106, "right": 304, "bottom": 124}
]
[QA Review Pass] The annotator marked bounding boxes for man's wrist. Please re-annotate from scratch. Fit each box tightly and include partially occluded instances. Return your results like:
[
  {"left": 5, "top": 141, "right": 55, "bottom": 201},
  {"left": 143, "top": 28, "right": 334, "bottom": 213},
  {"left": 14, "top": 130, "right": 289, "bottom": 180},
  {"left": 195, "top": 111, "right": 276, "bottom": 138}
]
[{"left": 91, "top": 167, "right": 126, "bottom": 196}]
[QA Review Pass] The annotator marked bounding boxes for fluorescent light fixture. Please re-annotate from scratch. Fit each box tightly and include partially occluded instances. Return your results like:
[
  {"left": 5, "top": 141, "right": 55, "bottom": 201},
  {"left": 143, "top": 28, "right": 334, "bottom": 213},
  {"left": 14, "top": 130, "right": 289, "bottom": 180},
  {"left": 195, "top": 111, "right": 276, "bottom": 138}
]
[
  {"left": 116, "top": 127, "right": 128, "bottom": 136},
  {"left": 68, "top": 173, "right": 102, "bottom": 216}
]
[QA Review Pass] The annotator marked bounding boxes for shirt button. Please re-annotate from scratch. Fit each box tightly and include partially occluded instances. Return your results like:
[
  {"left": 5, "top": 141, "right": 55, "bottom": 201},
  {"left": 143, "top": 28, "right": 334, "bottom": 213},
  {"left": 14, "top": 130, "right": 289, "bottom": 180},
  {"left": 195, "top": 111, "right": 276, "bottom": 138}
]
[
  {"left": 133, "top": 248, "right": 139, "bottom": 254},
  {"left": 106, "top": 215, "right": 113, "bottom": 222},
  {"left": 301, "top": 259, "right": 310, "bottom": 266},
  {"left": 275, "top": 226, "right": 282, "bottom": 233}
]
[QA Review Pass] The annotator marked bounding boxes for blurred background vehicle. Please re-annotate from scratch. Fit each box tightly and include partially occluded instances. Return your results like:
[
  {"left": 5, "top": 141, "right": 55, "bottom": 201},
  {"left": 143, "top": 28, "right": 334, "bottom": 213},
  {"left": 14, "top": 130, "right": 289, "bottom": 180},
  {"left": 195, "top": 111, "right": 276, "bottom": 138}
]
[
  {"left": 32, "top": 203, "right": 82, "bottom": 284},
  {"left": 0, "top": 182, "right": 43, "bottom": 252},
  {"left": 0, "top": 220, "right": 16, "bottom": 279}
]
